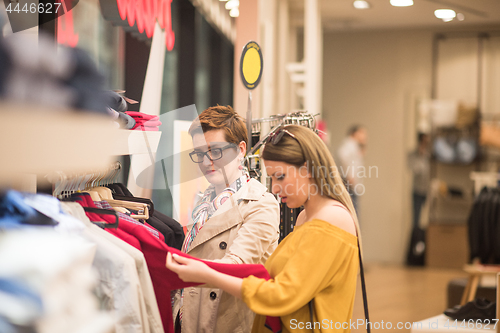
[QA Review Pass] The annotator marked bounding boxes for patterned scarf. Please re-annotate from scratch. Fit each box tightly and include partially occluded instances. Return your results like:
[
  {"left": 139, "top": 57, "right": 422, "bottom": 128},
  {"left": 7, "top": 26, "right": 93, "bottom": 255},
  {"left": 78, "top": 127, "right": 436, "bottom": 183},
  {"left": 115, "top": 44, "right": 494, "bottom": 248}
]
[
  {"left": 181, "top": 173, "right": 248, "bottom": 253},
  {"left": 178, "top": 172, "right": 249, "bottom": 324}
]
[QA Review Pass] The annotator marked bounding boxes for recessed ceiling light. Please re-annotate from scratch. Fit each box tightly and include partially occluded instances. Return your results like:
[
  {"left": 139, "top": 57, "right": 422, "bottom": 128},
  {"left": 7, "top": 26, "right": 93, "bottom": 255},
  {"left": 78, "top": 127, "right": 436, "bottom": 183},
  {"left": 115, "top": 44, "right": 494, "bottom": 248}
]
[
  {"left": 229, "top": 7, "right": 239, "bottom": 17},
  {"left": 390, "top": 0, "right": 413, "bottom": 7},
  {"left": 353, "top": 0, "right": 371, "bottom": 9},
  {"left": 435, "top": 9, "right": 456, "bottom": 22},
  {"left": 225, "top": 0, "right": 239, "bottom": 10},
  {"left": 457, "top": 13, "right": 465, "bottom": 21}
]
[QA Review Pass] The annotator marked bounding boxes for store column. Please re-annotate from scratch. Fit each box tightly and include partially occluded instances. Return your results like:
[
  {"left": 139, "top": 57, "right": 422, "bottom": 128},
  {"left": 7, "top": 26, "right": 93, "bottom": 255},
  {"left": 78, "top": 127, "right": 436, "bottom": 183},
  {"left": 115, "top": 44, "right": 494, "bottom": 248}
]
[
  {"left": 304, "top": 0, "right": 323, "bottom": 115},
  {"left": 277, "top": 0, "right": 290, "bottom": 115},
  {"left": 233, "top": 0, "right": 261, "bottom": 118},
  {"left": 260, "top": 0, "right": 277, "bottom": 119}
]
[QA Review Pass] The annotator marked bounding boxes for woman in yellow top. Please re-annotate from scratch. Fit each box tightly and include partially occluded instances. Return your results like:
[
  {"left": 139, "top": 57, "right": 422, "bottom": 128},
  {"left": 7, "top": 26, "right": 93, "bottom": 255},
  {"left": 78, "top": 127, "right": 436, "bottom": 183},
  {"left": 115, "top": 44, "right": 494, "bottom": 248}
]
[{"left": 167, "top": 125, "right": 362, "bottom": 333}]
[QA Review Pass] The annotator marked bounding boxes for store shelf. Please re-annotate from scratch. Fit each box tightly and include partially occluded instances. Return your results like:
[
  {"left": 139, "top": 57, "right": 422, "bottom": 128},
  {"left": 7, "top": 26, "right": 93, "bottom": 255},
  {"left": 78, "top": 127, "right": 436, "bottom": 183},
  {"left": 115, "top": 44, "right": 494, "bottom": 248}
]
[
  {"left": 0, "top": 103, "right": 162, "bottom": 190},
  {"left": 112, "top": 130, "right": 162, "bottom": 155},
  {"left": 0, "top": 103, "right": 117, "bottom": 182}
]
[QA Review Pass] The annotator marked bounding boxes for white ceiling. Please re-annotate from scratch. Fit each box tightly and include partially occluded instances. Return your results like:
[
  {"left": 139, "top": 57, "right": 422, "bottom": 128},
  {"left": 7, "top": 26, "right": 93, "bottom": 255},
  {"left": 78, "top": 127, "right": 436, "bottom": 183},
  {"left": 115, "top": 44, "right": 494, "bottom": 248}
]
[{"left": 289, "top": 0, "right": 500, "bottom": 31}]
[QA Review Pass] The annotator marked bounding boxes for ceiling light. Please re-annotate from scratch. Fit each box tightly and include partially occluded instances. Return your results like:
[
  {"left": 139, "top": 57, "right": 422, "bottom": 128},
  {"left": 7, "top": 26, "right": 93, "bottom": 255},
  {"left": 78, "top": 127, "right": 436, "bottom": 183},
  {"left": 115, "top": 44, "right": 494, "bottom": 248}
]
[
  {"left": 229, "top": 7, "right": 239, "bottom": 17},
  {"left": 457, "top": 13, "right": 465, "bottom": 21},
  {"left": 434, "top": 9, "right": 456, "bottom": 22},
  {"left": 225, "top": 0, "right": 239, "bottom": 10},
  {"left": 353, "top": 0, "right": 370, "bottom": 9},
  {"left": 390, "top": 0, "right": 413, "bottom": 7}
]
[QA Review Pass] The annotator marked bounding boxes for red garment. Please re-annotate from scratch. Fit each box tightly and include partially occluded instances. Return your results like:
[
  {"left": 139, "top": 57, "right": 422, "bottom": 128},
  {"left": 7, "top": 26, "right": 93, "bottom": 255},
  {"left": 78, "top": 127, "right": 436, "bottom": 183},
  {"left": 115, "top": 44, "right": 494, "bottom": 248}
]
[
  {"left": 113, "top": 220, "right": 281, "bottom": 333},
  {"left": 73, "top": 193, "right": 281, "bottom": 333},
  {"left": 93, "top": 200, "right": 165, "bottom": 242},
  {"left": 107, "top": 227, "right": 142, "bottom": 250},
  {"left": 74, "top": 194, "right": 142, "bottom": 250}
]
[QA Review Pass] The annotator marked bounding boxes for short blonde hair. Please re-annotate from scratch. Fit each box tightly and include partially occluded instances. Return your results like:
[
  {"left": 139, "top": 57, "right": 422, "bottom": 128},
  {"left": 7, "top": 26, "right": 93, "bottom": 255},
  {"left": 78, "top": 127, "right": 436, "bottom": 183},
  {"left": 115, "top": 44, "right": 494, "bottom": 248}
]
[{"left": 189, "top": 105, "right": 248, "bottom": 147}]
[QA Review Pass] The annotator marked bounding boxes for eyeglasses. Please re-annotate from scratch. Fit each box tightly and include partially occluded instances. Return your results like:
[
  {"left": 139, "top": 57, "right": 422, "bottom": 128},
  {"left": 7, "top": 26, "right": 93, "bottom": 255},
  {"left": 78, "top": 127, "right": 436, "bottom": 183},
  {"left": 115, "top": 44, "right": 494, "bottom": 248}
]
[
  {"left": 266, "top": 127, "right": 296, "bottom": 145},
  {"left": 189, "top": 143, "right": 237, "bottom": 163}
]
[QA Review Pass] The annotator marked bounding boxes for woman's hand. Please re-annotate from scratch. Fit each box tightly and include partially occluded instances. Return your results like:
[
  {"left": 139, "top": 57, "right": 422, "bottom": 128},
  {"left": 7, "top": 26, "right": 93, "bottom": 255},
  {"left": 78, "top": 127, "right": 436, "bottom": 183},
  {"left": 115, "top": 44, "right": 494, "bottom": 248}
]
[
  {"left": 166, "top": 252, "right": 245, "bottom": 299},
  {"left": 166, "top": 252, "right": 213, "bottom": 284}
]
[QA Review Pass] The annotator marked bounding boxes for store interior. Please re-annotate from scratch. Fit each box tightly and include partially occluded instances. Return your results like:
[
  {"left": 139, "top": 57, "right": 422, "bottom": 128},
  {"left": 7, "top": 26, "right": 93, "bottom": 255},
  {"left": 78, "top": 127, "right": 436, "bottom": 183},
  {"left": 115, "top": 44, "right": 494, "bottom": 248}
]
[{"left": 2, "top": 0, "right": 500, "bottom": 332}]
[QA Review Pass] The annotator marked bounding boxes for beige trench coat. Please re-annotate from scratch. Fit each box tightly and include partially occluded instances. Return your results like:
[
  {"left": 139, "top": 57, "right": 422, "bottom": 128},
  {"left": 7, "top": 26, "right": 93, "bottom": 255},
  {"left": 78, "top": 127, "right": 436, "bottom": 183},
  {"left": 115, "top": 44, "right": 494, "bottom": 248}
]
[{"left": 172, "top": 178, "right": 280, "bottom": 333}]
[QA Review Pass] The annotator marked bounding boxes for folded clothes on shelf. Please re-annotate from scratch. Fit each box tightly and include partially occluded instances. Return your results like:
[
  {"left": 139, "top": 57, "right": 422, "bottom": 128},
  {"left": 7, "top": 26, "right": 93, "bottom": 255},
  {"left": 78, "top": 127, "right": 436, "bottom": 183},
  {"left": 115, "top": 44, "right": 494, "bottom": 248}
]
[
  {"left": 125, "top": 111, "right": 160, "bottom": 121},
  {"left": 122, "top": 112, "right": 162, "bottom": 131},
  {"left": 102, "top": 90, "right": 128, "bottom": 112},
  {"left": 0, "top": 33, "right": 109, "bottom": 114}
]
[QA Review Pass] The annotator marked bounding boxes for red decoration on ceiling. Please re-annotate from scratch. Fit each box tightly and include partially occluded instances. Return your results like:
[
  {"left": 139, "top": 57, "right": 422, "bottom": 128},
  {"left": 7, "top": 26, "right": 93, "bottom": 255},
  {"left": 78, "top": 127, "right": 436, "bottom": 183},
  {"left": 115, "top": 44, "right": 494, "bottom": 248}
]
[
  {"left": 116, "top": 0, "right": 175, "bottom": 50},
  {"left": 56, "top": 0, "right": 79, "bottom": 48}
]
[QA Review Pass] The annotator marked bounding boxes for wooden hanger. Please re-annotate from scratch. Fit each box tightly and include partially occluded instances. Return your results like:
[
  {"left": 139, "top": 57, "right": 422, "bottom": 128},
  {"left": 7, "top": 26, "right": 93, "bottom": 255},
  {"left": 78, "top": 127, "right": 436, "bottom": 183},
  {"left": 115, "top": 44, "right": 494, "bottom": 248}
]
[
  {"left": 105, "top": 199, "right": 149, "bottom": 220},
  {"left": 82, "top": 190, "right": 102, "bottom": 202},
  {"left": 90, "top": 186, "right": 131, "bottom": 214}
]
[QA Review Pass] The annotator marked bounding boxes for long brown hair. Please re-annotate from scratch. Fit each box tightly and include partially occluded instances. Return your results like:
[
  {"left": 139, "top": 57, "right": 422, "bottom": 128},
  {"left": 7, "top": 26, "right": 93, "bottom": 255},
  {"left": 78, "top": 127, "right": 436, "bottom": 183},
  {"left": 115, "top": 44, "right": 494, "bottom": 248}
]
[{"left": 261, "top": 125, "right": 361, "bottom": 242}]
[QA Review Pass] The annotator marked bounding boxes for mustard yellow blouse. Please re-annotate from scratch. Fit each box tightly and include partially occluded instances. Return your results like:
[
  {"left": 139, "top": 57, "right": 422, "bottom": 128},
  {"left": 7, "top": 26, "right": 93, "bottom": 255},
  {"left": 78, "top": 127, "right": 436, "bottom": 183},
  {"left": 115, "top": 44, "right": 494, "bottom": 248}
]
[{"left": 241, "top": 219, "right": 359, "bottom": 333}]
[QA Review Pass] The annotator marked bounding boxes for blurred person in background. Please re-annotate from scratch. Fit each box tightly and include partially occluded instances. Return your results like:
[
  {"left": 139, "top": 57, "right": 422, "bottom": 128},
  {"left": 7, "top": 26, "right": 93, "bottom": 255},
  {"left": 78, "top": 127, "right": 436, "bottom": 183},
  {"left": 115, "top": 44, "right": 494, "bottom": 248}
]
[
  {"left": 406, "top": 132, "right": 430, "bottom": 266},
  {"left": 408, "top": 132, "right": 431, "bottom": 228},
  {"left": 336, "top": 125, "right": 368, "bottom": 213}
]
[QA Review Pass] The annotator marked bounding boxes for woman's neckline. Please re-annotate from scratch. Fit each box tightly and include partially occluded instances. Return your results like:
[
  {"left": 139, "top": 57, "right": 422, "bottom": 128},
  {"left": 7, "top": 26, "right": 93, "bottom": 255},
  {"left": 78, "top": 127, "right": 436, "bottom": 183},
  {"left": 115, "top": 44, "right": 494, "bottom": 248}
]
[{"left": 295, "top": 218, "right": 357, "bottom": 240}]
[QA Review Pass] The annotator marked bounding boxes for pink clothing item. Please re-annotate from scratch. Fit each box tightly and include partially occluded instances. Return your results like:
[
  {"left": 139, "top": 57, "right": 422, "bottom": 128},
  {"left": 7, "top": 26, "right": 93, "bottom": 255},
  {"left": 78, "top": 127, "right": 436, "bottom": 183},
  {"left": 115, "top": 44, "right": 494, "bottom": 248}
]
[
  {"left": 132, "top": 126, "right": 160, "bottom": 131},
  {"left": 125, "top": 111, "right": 159, "bottom": 121},
  {"left": 133, "top": 120, "right": 162, "bottom": 127}
]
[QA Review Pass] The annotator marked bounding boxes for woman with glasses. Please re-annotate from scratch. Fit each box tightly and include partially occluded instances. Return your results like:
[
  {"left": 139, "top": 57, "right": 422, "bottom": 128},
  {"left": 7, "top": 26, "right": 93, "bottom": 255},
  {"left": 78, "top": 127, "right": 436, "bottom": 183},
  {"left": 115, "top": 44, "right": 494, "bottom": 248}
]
[
  {"left": 172, "top": 105, "right": 280, "bottom": 333},
  {"left": 168, "top": 125, "right": 362, "bottom": 333}
]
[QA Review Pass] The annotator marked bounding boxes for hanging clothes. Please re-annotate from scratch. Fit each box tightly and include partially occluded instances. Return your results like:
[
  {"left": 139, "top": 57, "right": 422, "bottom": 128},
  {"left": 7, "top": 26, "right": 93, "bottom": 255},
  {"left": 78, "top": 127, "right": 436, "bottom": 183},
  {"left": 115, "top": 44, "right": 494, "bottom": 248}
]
[
  {"left": 0, "top": 190, "right": 162, "bottom": 333},
  {"left": 74, "top": 194, "right": 281, "bottom": 333},
  {"left": 467, "top": 187, "right": 500, "bottom": 263},
  {"left": 106, "top": 183, "right": 185, "bottom": 250},
  {"left": 61, "top": 201, "right": 164, "bottom": 333},
  {"left": 0, "top": 190, "right": 115, "bottom": 333}
]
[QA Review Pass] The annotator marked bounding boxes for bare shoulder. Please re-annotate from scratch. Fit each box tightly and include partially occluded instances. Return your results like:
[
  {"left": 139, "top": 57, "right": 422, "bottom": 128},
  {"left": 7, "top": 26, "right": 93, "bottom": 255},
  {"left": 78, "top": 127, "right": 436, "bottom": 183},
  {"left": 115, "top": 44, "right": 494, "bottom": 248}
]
[
  {"left": 296, "top": 210, "right": 306, "bottom": 226},
  {"left": 313, "top": 205, "right": 357, "bottom": 236}
]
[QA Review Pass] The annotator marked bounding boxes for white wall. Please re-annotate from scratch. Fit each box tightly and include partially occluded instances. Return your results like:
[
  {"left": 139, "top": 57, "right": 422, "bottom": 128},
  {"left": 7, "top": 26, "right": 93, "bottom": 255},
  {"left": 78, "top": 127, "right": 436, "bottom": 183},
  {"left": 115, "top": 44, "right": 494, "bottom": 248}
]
[{"left": 323, "top": 29, "right": 435, "bottom": 263}]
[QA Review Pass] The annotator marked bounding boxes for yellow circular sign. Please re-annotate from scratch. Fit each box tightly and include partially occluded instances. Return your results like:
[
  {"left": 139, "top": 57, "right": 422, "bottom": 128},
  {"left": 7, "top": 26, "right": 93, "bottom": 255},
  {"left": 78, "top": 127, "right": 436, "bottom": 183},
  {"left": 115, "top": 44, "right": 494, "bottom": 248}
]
[
  {"left": 242, "top": 48, "right": 261, "bottom": 84},
  {"left": 240, "top": 41, "right": 263, "bottom": 90}
]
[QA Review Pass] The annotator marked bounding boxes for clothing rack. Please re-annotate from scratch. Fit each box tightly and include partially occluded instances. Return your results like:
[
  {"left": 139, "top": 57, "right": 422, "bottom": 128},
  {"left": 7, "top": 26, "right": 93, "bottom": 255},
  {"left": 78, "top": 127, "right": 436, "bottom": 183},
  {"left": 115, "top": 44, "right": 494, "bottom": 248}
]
[
  {"left": 245, "top": 111, "right": 319, "bottom": 180},
  {"left": 0, "top": 107, "right": 122, "bottom": 333},
  {"left": 47, "top": 162, "right": 122, "bottom": 199}
]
